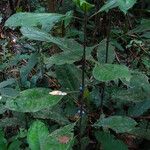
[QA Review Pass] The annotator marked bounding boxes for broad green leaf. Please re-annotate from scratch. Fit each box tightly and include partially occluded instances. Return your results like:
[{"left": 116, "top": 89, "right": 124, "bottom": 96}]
[
  {"left": 94, "top": 116, "right": 137, "bottom": 133},
  {"left": 0, "top": 130, "right": 7, "bottom": 150},
  {"left": 112, "top": 88, "right": 150, "bottom": 102},
  {"left": 128, "top": 100, "right": 150, "bottom": 117},
  {"left": 97, "top": 39, "right": 115, "bottom": 63},
  {"left": 5, "top": 12, "right": 63, "bottom": 31},
  {"left": 6, "top": 88, "right": 64, "bottom": 112},
  {"left": 20, "top": 27, "right": 60, "bottom": 43},
  {"left": 45, "top": 49, "right": 82, "bottom": 67},
  {"left": 32, "top": 108, "right": 70, "bottom": 125},
  {"left": 44, "top": 123, "right": 75, "bottom": 150},
  {"left": 99, "top": 0, "right": 137, "bottom": 14},
  {"left": 27, "top": 120, "right": 49, "bottom": 150},
  {"left": 73, "top": 0, "right": 94, "bottom": 12},
  {"left": 93, "top": 64, "right": 131, "bottom": 82},
  {"left": 95, "top": 131, "right": 128, "bottom": 150}
]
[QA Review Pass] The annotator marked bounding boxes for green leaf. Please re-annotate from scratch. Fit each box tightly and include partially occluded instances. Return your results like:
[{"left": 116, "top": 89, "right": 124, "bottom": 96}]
[
  {"left": 20, "top": 27, "right": 59, "bottom": 43},
  {"left": 44, "top": 123, "right": 75, "bottom": 150},
  {"left": 99, "top": 0, "right": 137, "bottom": 14},
  {"left": 0, "top": 88, "right": 19, "bottom": 98},
  {"left": 20, "top": 53, "right": 38, "bottom": 87},
  {"left": 6, "top": 88, "right": 64, "bottom": 112},
  {"left": 45, "top": 49, "right": 82, "bottom": 67},
  {"left": 55, "top": 64, "right": 81, "bottom": 91},
  {"left": 97, "top": 39, "right": 115, "bottom": 63},
  {"left": 0, "top": 78, "right": 15, "bottom": 88},
  {"left": 128, "top": 127, "right": 150, "bottom": 140},
  {"left": 8, "top": 140, "right": 21, "bottom": 150},
  {"left": 27, "top": 120, "right": 49, "bottom": 150},
  {"left": 94, "top": 116, "right": 137, "bottom": 133},
  {"left": 93, "top": 64, "right": 131, "bottom": 82},
  {"left": 32, "top": 108, "right": 70, "bottom": 125},
  {"left": 95, "top": 131, "right": 128, "bottom": 150},
  {"left": 128, "top": 100, "right": 150, "bottom": 117},
  {"left": 112, "top": 88, "right": 150, "bottom": 102},
  {"left": 5, "top": 12, "right": 63, "bottom": 31},
  {"left": 0, "top": 130, "right": 7, "bottom": 150},
  {"left": 73, "top": 0, "right": 94, "bottom": 12}
]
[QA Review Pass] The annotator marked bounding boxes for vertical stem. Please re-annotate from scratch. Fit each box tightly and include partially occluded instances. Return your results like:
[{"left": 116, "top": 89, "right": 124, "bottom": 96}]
[
  {"left": 100, "top": 12, "right": 111, "bottom": 112},
  {"left": 79, "top": 8, "right": 87, "bottom": 149}
]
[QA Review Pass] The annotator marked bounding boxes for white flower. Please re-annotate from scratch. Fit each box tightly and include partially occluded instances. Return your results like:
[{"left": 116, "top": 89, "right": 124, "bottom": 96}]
[{"left": 49, "top": 90, "right": 67, "bottom": 96}]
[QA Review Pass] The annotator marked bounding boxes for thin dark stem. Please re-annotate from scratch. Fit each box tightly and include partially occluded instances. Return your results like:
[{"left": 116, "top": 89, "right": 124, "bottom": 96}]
[
  {"left": 79, "top": 9, "right": 87, "bottom": 149},
  {"left": 100, "top": 12, "right": 111, "bottom": 112},
  {"left": 105, "top": 12, "right": 111, "bottom": 63}
]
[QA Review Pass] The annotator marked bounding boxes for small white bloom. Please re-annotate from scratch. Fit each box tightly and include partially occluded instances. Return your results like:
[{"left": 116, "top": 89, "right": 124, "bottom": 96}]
[
  {"left": 0, "top": 96, "right": 2, "bottom": 100},
  {"left": 49, "top": 90, "right": 67, "bottom": 96}
]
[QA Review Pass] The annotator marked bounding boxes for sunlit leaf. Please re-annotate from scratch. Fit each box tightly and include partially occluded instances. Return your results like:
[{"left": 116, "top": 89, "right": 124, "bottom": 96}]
[
  {"left": 93, "top": 64, "right": 131, "bottom": 82},
  {"left": 6, "top": 88, "right": 64, "bottom": 112}
]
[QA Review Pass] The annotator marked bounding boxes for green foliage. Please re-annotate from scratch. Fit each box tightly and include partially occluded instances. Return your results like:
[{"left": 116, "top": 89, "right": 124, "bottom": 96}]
[
  {"left": 99, "top": 0, "right": 137, "bottom": 14},
  {"left": 0, "top": 130, "right": 7, "bottom": 150},
  {"left": 27, "top": 120, "right": 49, "bottom": 150},
  {"left": 94, "top": 116, "right": 137, "bottom": 133},
  {"left": 73, "top": 0, "right": 94, "bottom": 12},
  {"left": 93, "top": 64, "right": 131, "bottom": 82},
  {"left": 27, "top": 120, "right": 75, "bottom": 150},
  {"left": 95, "top": 131, "right": 128, "bottom": 150},
  {"left": 0, "top": 0, "right": 150, "bottom": 149},
  {"left": 5, "top": 12, "right": 63, "bottom": 31},
  {"left": 97, "top": 39, "right": 115, "bottom": 64},
  {"left": 44, "top": 123, "right": 75, "bottom": 150},
  {"left": 6, "top": 88, "right": 64, "bottom": 112}
]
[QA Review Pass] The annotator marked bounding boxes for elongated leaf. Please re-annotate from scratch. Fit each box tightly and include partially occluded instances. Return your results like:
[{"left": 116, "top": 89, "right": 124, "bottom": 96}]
[
  {"left": 45, "top": 49, "right": 82, "bottom": 67},
  {"left": 20, "top": 27, "right": 61, "bottom": 44},
  {"left": 5, "top": 12, "right": 63, "bottom": 30},
  {"left": 44, "top": 123, "right": 75, "bottom": 150},
  {"left": 93, "top": 64, "right": 131, "bottom": 82},
  {"left": 6, "top": 88, "right": 64, "bottom": 112},
  {"left": 94, "top": 116, "right": 137, "bottom": 133},
  {"left": 95, "top": 131, "right": 128, "bottom": 150},
  {"left": 99, "top": 0, "right": 137, "bottom": 14},
  {"left": 27, "top": 120, "right": 49, "bottom": 150}
]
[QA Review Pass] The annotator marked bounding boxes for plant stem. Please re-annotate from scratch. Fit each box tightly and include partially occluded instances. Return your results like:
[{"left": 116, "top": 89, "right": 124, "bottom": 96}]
[
  {"left": 100, "top": 12, "right": 111, "bottom": 112},
  {"left": 79, "top": 8, "right": 87, "bottom": 149}
]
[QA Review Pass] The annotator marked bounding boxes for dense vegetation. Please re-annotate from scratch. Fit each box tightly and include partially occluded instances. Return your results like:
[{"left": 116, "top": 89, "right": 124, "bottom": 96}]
[{"left": 0, "top": 0, "right": 150, "bottom": 149}]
